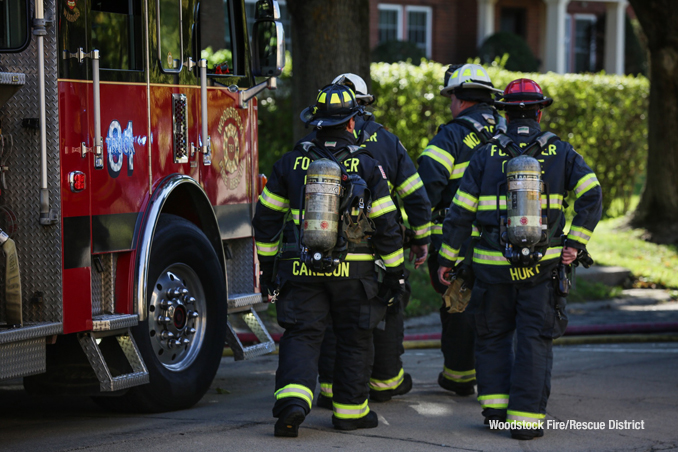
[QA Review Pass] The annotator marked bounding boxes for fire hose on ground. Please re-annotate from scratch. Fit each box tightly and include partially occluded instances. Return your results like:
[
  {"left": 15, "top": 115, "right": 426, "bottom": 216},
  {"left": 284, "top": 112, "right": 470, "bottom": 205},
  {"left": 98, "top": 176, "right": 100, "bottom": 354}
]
[{"left": 225, "top": 322, "right": 678, "bottom": 356}]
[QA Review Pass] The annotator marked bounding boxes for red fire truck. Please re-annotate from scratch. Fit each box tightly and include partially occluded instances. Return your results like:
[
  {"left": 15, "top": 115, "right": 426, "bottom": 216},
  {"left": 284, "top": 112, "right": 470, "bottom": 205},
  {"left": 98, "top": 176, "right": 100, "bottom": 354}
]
[{"left": 0, "top": 0, "right": 283, "bottom": 411}]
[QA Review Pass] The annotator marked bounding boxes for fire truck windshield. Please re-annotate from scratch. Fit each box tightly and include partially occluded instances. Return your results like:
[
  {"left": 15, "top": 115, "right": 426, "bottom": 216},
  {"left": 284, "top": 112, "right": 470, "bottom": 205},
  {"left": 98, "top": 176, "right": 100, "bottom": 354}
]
[{"left": 0, "top": 0, "right": 29, "bottom": 52}]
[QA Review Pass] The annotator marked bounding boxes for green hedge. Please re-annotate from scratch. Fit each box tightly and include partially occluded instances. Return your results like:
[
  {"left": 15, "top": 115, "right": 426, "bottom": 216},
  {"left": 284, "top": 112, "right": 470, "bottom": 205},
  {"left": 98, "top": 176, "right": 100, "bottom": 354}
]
[{"left": 258, "top": 60, "right": 649, "bottom": 216}]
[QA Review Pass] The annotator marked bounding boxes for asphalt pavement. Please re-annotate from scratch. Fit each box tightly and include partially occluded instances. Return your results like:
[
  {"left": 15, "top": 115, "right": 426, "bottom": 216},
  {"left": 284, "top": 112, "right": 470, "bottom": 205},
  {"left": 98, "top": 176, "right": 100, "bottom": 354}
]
[{"left": 0, "top": 288, "right": 676, "bottom": 452}]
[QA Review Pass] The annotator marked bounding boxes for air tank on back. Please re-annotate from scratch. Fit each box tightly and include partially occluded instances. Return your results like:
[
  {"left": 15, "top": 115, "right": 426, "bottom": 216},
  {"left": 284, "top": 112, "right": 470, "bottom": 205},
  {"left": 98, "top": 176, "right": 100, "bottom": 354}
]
[
  {"left": 506, "top": 155, "right": 543, "bottom": 248},
  {"left": 302, "top": 159, "right": 343, "bottom": 251}
]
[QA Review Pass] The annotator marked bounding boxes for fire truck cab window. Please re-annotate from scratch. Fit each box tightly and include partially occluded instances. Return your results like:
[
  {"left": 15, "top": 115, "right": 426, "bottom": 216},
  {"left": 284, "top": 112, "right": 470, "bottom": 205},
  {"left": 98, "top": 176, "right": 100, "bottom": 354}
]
[
  {"left": 91, "top": 0, "right": 143, "bottom": 70},
  {"left": 158, "top": 0, "right": 183, "bottom": 72},
  {"left": 0, "top": 0, "right": 29, "bottom": 51},
  {"left": 199, "top": 0, "right": 235, "bottom": 76}
]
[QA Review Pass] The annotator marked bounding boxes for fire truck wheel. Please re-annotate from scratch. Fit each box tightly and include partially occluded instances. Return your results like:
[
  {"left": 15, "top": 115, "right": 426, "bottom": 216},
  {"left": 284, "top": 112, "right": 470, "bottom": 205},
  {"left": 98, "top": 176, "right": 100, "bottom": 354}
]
[{"left": 93, "top": 214, "right": 227, "bottom": 412}]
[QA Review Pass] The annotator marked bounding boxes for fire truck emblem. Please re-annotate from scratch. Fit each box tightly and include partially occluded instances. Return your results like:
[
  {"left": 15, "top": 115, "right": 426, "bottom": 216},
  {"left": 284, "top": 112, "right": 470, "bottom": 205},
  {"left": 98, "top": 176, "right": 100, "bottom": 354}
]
[
  {"left": 217, "top": 107, "right": 245, "bottom": 190},
  {"left": 63, "top": 0, "right": 80, "bottom": 22}
]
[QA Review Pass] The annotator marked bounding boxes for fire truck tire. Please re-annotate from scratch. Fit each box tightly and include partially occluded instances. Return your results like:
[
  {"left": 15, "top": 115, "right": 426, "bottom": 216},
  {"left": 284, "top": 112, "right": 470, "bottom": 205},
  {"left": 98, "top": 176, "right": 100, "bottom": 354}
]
[{"left": 93, "top": 214, "right": 227, "bottom": 412}]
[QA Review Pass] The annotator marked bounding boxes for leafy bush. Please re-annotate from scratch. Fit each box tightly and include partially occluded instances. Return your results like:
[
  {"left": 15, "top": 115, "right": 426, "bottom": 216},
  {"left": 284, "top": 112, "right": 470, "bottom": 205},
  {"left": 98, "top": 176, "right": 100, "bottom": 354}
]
[
  {"left": 371, "top": 40, "right": 426, "bottom": 64},
  {"left": 257, "top": 58, "right": 649, "bottom": 216},
  {"left": 479, "top": 32, "right": 540, "bottom": 72},
  {"left": 370, "top": 61, "right": 649, "bottom": 216}
]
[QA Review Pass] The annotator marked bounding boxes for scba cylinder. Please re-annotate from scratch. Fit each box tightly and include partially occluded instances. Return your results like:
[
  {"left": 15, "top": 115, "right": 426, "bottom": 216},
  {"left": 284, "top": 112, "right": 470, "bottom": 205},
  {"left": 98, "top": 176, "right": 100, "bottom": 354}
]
[
  {"left": 506, "top": 155, "right": 542, "bottom": 248},
  {"left": 302, "top": 159, "right": 343, "bottom": 252}
]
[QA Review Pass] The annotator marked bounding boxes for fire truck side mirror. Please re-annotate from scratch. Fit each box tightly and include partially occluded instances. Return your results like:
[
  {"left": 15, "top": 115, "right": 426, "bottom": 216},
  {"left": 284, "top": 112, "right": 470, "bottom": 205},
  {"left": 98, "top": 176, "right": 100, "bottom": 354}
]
[{"left": 252, "top": 18, "right": 284, "bottom": 77}]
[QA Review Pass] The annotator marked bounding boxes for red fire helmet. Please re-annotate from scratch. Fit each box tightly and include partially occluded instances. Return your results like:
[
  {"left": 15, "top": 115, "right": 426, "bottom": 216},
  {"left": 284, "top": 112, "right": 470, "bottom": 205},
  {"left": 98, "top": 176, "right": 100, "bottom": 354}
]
[{"left": 495, "top": 78, "right": 553, "bottom": 111}]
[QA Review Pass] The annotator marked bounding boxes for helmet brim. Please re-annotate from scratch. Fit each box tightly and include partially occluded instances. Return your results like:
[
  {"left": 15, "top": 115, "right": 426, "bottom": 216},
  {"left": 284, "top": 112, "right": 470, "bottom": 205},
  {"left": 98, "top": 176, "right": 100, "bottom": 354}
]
[
  {"left": 300, "top": 106, "right": 362, "bottom": 127},
  {"left": 495, "top": 97, "right": 553, "bottom": 110},
  {"left": 441, "top": 82, "right": 504, "bottom": 98}
]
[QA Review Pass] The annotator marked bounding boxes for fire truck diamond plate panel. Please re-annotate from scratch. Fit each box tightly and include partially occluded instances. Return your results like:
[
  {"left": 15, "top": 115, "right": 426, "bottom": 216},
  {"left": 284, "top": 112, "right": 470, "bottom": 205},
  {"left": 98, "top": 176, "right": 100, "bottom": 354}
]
[
  {"left": 0, "top": 0, "right": 62, "bottom": 325},
  {"left": 0, "top": 338, "right": 46, "bottom": 380}
]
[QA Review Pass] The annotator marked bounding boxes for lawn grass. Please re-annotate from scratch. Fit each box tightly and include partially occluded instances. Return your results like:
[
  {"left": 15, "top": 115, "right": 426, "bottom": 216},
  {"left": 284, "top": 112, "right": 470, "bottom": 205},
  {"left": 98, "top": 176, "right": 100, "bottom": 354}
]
[{"left": 587, "top": 216, "right": 678, "bottom": 289}]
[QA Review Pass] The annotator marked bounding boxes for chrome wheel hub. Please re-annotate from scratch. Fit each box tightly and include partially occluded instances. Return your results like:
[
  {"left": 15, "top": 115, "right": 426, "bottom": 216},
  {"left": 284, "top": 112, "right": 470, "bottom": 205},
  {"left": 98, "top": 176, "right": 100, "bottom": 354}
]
[{"left": 148, "top": 264, "right": 206, "bottom": 371}]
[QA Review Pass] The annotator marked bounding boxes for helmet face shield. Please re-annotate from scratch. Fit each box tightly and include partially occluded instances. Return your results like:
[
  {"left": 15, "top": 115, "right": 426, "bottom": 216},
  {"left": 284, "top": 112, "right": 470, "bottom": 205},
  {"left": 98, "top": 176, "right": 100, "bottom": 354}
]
[{"left": 300, "top": 83, "right": 364, "bottom": 127}]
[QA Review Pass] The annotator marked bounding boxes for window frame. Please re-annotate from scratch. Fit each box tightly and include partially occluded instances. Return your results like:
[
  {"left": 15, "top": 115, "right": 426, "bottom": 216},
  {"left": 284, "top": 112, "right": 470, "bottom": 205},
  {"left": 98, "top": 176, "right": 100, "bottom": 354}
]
[
  {"left": 405, "top": 5, "right": 432, "bottom": 58},
  {"left": 0, "top": 0, "right": 31, "bottom": 53},
  {"left": 572, "top": 13, "right": 597, "bottom": 73},
  {"left": 377, "top": 4, "right": 403, "bottom": 43}
]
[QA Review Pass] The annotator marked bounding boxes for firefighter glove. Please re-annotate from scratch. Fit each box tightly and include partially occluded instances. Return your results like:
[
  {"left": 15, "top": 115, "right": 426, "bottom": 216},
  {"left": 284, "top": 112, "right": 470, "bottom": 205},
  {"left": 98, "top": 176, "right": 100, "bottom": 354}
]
[{"left": 260, "top": 261, "right": 276, "bottom": 298}]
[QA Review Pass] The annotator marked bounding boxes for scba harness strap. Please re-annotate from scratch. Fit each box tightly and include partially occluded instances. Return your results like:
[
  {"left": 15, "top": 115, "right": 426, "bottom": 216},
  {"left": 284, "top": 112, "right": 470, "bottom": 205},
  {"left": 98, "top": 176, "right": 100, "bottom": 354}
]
[{"left": 452, "top": 113, "right": 507, "bottom": 144}]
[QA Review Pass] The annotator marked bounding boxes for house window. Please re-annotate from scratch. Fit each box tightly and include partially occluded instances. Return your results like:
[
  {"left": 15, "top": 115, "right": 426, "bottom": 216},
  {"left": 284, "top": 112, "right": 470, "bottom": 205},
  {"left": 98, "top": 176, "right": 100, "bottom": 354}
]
[
  {"left": 378, "top": 4, "right": 402, "bottom": 43},
  {"left": 406, "top": 6, "right": 432, "bottom": 58},
  {"left": 571, "top": 14, "right": 596, "bottom": 73},
  {"left": 500, "top": 7, "right": 527, "bottom": 39},
  {"left": 245, "top": 0, "right": 291, "bottom": 53},
  {"left": 378, "top": 4, "right": 432, "bottom": 58}
]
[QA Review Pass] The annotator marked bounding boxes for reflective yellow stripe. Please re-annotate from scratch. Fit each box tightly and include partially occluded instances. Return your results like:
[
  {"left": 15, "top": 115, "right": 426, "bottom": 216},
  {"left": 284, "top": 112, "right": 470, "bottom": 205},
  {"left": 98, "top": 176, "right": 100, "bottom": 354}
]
[
  {"left": 421, "top": 145, "right": 455, "bottom": 176},
  {"left": 345, "top": 253, "right": 375, "bottom": 262},
  {"left": 342, "top": 90, "right": 352, "bottom": 102},
  {"left": 471, "top": 224, "right": 480, "bottom": 237},
  {"left": 320, "top": 383, "right": 333, "bottom": 398},
  {"left": 506, "top": 410, "right": 546, "bottom": 428},
  {"left": 442, "top": 366, "right": 476, "bottom": 383},
  {"left": 330, "top": 92, "right": 341, "bottom": 104},
  {"left": 439, "top": 243, "right": 459, "bottom": 262},
  {"left": 568, "top": 225, "right": 593, "bottom": 245},
  {"left": 382, "top": 248, "right": 404, "bottom": 267},
  {"left": 478, "top": 394, "right": 509, "bottom": 409},
  {"left": 574, "top": 173, "right": 600, "bottom": 198},
  {"left": 473, "top": 248, "right": 510, "bottom": 265},
  {"left": 542, "top": 247, "right": 563, "bottom": 261},
  {"left": 275, "top": 384, "right": 314, "bottom": 410},
  {"left": 291, "top": 208, "right": 302, "bottom": 225},
  {"left": 450, "top": 161, "right": 469, "bottom": 180},
  {"left": 370, "top": 368, "right": 404, "bottom": 391},
  {"left": 396, "top": 173, "right": 424, "bottom": 198},
  {"left": 333, "top": 399, "right": 370, "bottom": 419},
  {"left": 318, "top": 92, "right": 327, "bottom": 103},
  {"left": 541, "top": 194, "right": 564, "bottom": 210},
  {"left": 452, "top": 190, "right": 478, "bottom": 213},
  {"left": 412, "top": 222, "right": 431, "bottom": 238},
  {"left": 478, "top": 195, "right": 507, "bottom": 211},
  {"left": 431, "top": 223, "right": 443, "bottom": 235},
  {"left": 259, "top": 187, "right": 289, "bottom": 212},
  {"left": 369, "top": 196, "right": 397, "bottom": 219},
  {"left": 255, "top": 241, "right": 279, "bottom": 257}
]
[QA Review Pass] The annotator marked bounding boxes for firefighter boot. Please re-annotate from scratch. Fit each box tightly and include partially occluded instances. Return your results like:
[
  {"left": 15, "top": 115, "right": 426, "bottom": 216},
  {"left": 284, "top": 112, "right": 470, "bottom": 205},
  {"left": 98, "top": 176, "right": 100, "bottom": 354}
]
[
  {"left": 511, "top": 428, "right": 544, "bottom": 440},
  {"left": 369, "top": 372, "right": 413, "bottom": 402},
  {"left": 332, "top": 411, "right": 379, "bottom": 431},
  {"left": 274, "top": 406, "right": 306, "bottom": 438},
  {"left": 438, "top": 372, "right": 475, "bottom": 396}
]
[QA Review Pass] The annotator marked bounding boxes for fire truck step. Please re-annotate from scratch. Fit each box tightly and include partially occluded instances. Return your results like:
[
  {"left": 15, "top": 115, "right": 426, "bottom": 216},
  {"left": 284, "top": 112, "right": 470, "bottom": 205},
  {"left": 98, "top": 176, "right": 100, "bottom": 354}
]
[
  {"left": 91, "top": 314, "right": 138, "bottom": 332},
  {"left": 228, "top": 293, "right": 266, "bottom": 313},
  {"left": 77, "top": 329, "right": 149, "bottom": 392},
  {"left": 225, "top": 307, "right": 276, "bottom": 361}
]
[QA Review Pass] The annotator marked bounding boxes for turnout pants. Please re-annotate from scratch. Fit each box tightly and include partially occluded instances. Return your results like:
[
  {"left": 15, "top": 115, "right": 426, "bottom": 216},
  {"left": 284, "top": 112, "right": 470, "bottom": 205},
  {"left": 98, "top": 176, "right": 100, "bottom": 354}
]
[
  {"left": 428, "top": 249, "right": 476, "bottom": 387},
  {"left": 469, "top": 278, "right": 558, "bottom": 427},
  {"left": 273, "top": 279, "right": 385, "bottom": 419},
  {"left": 318, "top": 294, "right": 406, "bottom": 395}
]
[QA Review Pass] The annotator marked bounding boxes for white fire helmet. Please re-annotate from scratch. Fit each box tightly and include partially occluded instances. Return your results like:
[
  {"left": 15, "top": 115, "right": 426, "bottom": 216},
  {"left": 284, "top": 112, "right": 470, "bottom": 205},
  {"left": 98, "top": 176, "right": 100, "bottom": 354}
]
[
  {"left": 440, "top": 63, "right": 503, "bottom": 98},
  {"left": 332, "top": 73, "right": 375, "bottom": 105}
]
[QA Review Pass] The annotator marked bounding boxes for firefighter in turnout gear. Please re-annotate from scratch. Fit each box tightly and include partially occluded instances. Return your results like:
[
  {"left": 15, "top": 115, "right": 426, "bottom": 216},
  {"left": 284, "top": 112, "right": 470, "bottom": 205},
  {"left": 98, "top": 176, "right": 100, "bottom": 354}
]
[
  {"left": 417, "top": 63, "right": 505, "bottom": 396},
  {"left": 253, "top": 84, "right": 406, "bottom": 437},
  {"left": 301, "top": 74, "right": 431, "bottom": 408},
  {"left": 437, "top": 78, "right": 603, "bottom": 440}
]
